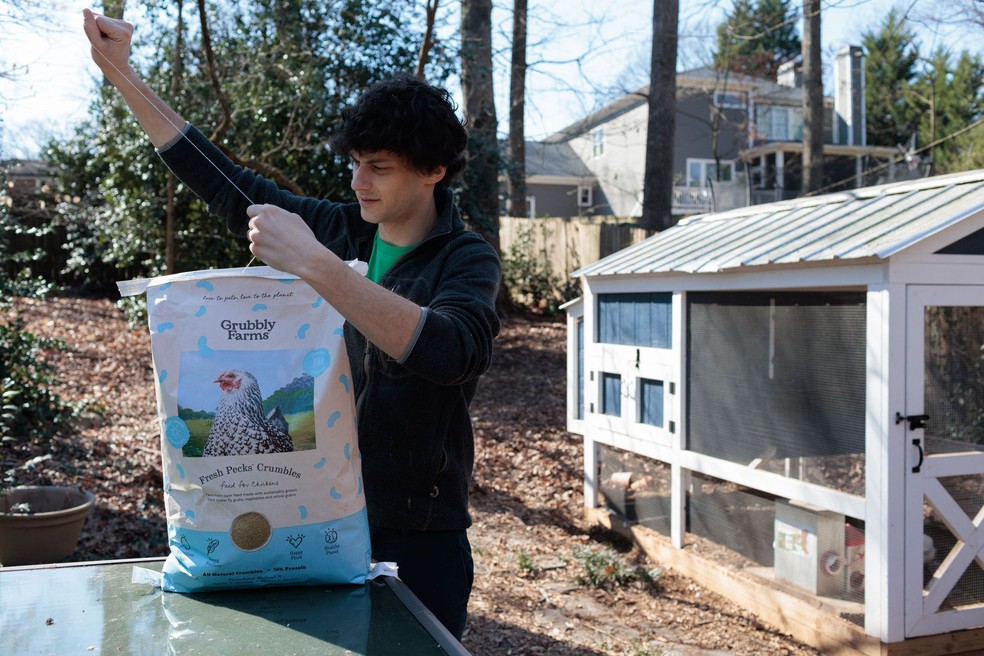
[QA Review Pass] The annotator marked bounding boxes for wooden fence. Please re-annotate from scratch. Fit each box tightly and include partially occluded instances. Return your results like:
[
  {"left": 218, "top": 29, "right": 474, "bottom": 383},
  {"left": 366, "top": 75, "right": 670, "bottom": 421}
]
[{"left": 498, "top": 215, "right": 653, "bottom": 282}]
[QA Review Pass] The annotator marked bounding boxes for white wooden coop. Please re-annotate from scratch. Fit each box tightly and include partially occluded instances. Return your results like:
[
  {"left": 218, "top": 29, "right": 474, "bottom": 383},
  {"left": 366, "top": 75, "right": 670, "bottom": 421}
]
[{"left": 564, "top": 170, "right": 984, "bottom": 654}]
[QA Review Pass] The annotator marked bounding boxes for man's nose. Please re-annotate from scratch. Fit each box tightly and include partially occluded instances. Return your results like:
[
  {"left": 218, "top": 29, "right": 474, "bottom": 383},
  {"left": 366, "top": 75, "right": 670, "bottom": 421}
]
[{"left": 351, "top": 167, "right": 369, "bottom": 191}]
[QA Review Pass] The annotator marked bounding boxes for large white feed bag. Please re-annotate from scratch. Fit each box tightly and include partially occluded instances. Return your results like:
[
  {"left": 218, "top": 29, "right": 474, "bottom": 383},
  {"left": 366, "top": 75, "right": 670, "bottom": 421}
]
[{"left": 119, "top": 265, "right": 371, "bottom": 592}]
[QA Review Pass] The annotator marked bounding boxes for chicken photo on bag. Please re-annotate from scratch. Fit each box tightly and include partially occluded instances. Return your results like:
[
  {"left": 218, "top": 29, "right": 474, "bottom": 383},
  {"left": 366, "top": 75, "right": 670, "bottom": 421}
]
[
  {"left": 204, "top": 370, "right": 294, "bottom": 456},
  {"left": 176, "top": 350, "right": 317, "bottom": 457}
]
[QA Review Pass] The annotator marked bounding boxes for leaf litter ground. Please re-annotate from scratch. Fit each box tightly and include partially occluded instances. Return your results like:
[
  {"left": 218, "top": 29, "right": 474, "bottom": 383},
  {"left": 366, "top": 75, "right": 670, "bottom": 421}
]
[{"left": 9, "top": 296, "right": 821, "bottom": 656}]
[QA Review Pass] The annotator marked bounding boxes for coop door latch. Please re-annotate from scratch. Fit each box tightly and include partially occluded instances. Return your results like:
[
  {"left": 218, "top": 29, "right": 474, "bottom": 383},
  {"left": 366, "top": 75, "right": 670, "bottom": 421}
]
[
  {"left": 895, "top": 412, "right": 929, "bottom": 431},
  {"left": 896, "top": 413, "right": 929, "bottom": 473}
]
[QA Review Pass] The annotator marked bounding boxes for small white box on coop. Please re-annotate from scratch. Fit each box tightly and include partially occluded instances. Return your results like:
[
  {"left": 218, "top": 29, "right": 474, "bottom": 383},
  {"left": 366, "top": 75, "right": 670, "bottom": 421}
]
[{"left": 774, "top": 500, "right": 846, "bottom": 597}]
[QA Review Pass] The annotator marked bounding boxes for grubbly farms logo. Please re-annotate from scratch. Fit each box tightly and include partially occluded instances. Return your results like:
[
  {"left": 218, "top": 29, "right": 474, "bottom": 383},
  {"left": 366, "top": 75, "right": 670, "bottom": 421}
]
[{"left": 221, "top": 319, "right": 277, "bottom": 341}]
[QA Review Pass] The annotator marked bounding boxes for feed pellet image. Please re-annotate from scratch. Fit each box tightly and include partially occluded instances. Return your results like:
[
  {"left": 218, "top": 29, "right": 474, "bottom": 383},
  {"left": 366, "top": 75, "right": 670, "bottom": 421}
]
[{"left": 230, "top": 511, "right": 272, "bottom": 551}]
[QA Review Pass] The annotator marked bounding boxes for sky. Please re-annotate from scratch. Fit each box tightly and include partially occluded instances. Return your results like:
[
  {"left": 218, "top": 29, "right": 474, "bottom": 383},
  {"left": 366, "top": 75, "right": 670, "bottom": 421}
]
[{"left": 0, "top": 0, "right": 975, "bottom": 159}]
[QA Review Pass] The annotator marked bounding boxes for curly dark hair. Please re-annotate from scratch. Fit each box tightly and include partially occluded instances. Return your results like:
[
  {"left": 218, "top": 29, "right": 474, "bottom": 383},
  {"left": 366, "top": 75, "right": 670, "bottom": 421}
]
[{"left": 328, "top": 74, "right": 468, "bottom": 192}]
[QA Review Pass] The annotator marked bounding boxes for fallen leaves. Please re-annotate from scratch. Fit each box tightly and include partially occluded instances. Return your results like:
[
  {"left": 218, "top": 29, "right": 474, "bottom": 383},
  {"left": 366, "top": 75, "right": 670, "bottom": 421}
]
[{"left": 9, "top": 298, "right": 821, "bottom": 656}]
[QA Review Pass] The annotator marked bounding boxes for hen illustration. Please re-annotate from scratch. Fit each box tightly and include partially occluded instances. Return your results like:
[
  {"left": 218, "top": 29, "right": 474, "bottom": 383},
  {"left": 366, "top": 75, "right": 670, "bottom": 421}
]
[{"left": 203, "top": 369, "right": 294, "bottom": 456}]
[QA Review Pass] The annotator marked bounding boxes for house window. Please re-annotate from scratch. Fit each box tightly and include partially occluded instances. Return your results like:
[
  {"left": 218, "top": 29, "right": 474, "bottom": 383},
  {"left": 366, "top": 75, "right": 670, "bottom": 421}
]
[
  {"left": 686, "top": 159, "right": 734, "bottom": 188},
  {"left": 577, "top": 185, "right": 593, "bottom": 207},
  {"left": 638, "top": 378, "right": 664, "bottom": 427},
  {"left": 601, "top": 372, "right": 621, "bottom": 416},
  {"left": 714, "top": 90, "right": 747, "bottom": 109},
  {"left": 592, "top": 128, "right": 605, "bottom": 157},
  {"left": 597, "top": 292, "right": 672, "bottom": 349},
  {"left": 757, "top": 105, "right": 803, "bottom": 141}
]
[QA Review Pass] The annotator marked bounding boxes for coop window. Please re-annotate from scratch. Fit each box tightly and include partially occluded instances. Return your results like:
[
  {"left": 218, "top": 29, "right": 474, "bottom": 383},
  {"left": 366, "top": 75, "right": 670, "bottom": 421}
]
[
  {"left": 601, "top": 372, "right": 621, "bottom": 416},
  {"left": 638, "top": 378, "right": 664, "bottom": 427},
  {"left": 686, "top": 291, "right": 867, "bottom": 492},
  {"left": 597, "top": 292, "right": 671, "bottom": 348}
]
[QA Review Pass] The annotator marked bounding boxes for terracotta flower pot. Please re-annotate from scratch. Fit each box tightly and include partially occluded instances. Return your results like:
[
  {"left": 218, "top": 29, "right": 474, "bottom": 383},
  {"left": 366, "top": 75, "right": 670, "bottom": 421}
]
[{"left": 0, "top": 486, "right": 95, "bottom": 566}]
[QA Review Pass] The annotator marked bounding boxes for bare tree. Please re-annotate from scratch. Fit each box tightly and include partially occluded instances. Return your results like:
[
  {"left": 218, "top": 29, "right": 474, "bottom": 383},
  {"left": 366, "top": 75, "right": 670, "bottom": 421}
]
[
  {"left": 415, "top": 0, "right": 441, "bottom": 78},
  {"left": 165, "top": 0, "right": 184, "bottom": 274},
  {"left": 0, "top": 0, "right": 72, "bottom": 81},
  {"left": 641, "top": 0, "right": 679, "bottom": 231},
  {"left": 801, "top": 0, "right": 823, "bottom": 193},
  {"left": 459, "top": 0, "right": 500, "bottom": 249},
  {"left": 506, "top": 0, "right": 528, "bottom": 218},
  {"left": 195, "top": 0, "right": 303, "bottom": 195},
  {"left": 101, "top": 0, "right": 127, "bottom": 87}
]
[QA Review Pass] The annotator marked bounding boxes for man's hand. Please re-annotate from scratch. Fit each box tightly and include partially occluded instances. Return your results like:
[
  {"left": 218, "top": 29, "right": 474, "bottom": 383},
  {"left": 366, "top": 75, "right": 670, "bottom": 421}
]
[
  {"left": 245, "top": 204, "right": 328, "bottom": 277},
  {"left": 82, "top": 8, "right": 135, "bottom": 82}
]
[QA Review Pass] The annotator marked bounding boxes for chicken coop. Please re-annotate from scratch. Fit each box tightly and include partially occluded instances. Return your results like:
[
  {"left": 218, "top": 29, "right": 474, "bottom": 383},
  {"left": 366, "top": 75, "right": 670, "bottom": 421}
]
[{"left": 564, "top": 169, "right": 984, "bottom": 654}]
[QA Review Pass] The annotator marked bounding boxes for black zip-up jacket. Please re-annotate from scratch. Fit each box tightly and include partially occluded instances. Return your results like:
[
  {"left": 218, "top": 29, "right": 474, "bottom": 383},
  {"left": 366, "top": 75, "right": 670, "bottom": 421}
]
[{"left": 158, "top": 125, "right": 501, "bottom": 531}]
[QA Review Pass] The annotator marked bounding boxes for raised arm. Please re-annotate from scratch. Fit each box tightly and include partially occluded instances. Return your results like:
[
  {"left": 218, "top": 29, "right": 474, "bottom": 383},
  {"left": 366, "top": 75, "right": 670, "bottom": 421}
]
[{"left": 83, "top": 8, "right": 185, "bottom": 148}]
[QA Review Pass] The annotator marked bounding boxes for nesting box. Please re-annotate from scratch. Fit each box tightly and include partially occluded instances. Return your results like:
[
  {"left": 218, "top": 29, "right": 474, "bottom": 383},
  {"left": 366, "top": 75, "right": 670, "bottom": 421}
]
[{"left": 774, "top": 500, "right": 846, "bottom": 597}]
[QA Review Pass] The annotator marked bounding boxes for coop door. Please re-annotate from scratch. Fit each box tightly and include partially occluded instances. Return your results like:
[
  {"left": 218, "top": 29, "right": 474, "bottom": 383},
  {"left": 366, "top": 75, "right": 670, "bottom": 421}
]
[{"left": 904, "top": 285, "right": 984, "bottom": 637}]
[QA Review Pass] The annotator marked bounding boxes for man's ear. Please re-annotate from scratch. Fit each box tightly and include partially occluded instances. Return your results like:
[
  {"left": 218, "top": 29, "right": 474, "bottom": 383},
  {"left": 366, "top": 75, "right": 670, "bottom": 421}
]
[{"left": 422, "top": 165, "right": 447, "bottom": 185}]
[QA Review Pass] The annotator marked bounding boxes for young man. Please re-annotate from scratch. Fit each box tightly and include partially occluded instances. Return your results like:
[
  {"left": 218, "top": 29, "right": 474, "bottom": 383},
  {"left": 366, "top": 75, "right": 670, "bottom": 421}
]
[{"left": 83, "top": 9, "right": 500, "bottom": 639}]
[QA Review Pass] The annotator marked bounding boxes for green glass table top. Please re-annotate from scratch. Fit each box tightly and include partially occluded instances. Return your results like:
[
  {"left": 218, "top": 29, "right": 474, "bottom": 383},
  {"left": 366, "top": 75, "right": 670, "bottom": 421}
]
[{"left": 0, "top": 559, "right": 467, "bottom": 655}]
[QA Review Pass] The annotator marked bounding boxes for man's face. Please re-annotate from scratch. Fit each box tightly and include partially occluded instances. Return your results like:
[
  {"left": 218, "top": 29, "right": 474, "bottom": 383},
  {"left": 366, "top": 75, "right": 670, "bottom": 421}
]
[{"left": 349, "top": 150, "right": 444, "bottom": 230}]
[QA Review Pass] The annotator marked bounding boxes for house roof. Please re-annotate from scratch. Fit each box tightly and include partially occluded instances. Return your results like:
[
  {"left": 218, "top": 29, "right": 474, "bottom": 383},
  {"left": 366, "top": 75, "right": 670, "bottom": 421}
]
[
  {"left": 524, "top": 140, "right": 594, "bottom": 179},
  {"left": 542, "top": 90, "right": 648, "bottom": 144},
  {"left": 543, "top": 67, "right": 790, "bottom": 143},
  {"left": 573, "top": 169, "right": 984, "bottom": 277},
  {"left": 1, "top": 159, "right": 54, "bottom": 178}
]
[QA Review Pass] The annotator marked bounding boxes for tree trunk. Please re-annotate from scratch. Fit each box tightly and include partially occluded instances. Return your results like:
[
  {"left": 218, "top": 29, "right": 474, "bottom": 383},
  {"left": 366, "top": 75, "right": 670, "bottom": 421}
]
[
  {"left": 415, "top": 0, "right": 440, "bottom": 79},
  {"left": 100, "top": 0, "right": 126, "bottom": 87},
  {"left": 641, "top": 0, "right": 678, "bottom": 231},
  {"left": 165, "top": 0, "right": 184, "bottom": 275},
  {"left": 459, "top": 0, "right": 500, "bottom": 249},
  {"left": 507, "top": 0, "right": 528, "bottom": 218},
  {"left": 801, "top": 0, "right": 824, "bottom": 194}
]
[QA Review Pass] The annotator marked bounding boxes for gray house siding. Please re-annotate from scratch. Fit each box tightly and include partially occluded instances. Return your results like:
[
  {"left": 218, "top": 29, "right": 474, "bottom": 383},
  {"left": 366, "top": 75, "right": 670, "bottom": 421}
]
[
  {"left": 521, "top": 182, "right": 612, "bottom": 218},
  {"left": 672, "top": 89, "right": 747, "bottom": 186}
]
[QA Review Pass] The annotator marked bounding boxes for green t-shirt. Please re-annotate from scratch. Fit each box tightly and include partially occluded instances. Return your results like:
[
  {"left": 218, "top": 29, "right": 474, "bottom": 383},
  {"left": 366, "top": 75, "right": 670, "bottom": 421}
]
[{"left": 367, "top": 232, "right": 418, "bottom": 283}]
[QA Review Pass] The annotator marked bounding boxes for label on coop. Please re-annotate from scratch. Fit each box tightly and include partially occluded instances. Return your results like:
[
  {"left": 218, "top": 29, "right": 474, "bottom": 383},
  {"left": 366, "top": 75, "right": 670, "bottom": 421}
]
[{"left": 775, "top": 519, "right": 817, "bottom": 559}]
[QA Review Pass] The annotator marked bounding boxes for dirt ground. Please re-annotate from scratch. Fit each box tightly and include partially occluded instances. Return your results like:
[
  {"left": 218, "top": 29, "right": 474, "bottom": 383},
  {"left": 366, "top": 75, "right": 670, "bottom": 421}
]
[{"left": 7, "top": 296, "right": 823, "bottom": 655}]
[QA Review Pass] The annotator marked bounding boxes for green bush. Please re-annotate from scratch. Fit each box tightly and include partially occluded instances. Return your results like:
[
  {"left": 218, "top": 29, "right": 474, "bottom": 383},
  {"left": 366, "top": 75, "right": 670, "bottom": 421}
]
[
  {"left": 501, "top": 222, "right": 579, "bottom": 315},
  {"left": 1, "top": 169, "right": 72, "bottom": 448},
  {"left": 0, "top": 292, "right": 70, "bottom": 444},
  {"left": 573, "top": 545, "right": 662, "bottom": 589}
]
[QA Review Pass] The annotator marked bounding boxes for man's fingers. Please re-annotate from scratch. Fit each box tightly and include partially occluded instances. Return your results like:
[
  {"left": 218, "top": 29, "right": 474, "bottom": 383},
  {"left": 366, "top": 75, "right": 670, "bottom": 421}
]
[{"left": 82, "top": 8, "right": 132, "bottom": 46}]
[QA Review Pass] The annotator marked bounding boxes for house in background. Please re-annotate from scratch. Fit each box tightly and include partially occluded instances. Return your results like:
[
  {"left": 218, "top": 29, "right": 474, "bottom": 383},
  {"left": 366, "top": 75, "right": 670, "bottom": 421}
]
[
  {"left": 514, "top": 46, "right": 902, "bottom": 221},
  {"left": 505, "top": 140, "right": 601, "bottom": 219}
]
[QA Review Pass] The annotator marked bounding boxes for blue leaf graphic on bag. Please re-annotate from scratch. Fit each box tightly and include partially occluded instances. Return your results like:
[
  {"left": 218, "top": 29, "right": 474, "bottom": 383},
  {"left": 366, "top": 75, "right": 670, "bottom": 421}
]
[
  {"left": 303, "top": 348, "right": 331, "bottom": 377},
  {"left": 165, "top": 416, "right": 190, "bottom": 448}
]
